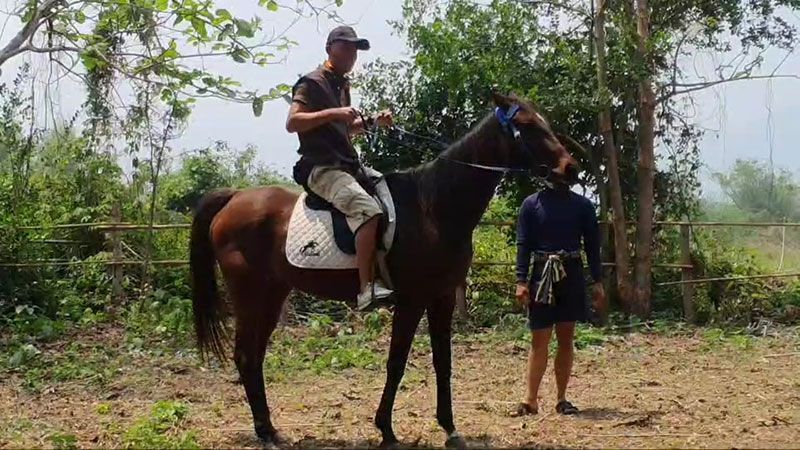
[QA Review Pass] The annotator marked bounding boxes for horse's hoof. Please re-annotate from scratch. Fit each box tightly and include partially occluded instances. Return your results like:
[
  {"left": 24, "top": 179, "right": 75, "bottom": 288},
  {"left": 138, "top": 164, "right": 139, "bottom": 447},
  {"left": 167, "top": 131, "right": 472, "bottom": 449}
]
[
  {"left": 256, "top": 427, "right": 283, "bottom": 448},
  {"left": 445, "top": 432, "right": 467, "bottom": 449},
  {"left": 379, "top": 438, "right": 401, "bottom": 449}
]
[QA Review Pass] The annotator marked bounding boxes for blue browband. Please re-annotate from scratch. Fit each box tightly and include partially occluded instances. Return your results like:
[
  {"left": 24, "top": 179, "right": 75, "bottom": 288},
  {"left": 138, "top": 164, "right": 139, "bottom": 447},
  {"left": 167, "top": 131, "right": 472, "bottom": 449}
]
[{"left": 495, "top": 104, "right": 522, "bottom": 139}]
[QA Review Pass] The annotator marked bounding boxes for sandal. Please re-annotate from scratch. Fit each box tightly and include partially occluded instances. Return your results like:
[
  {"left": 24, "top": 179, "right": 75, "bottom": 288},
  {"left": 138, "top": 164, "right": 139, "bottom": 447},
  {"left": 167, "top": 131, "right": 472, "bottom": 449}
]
[
  {"left": 555, "top": 400, "right": 579, "bottom": 415},
  {"left": 511, "top": 402, "right": 538, "bottom": 417}
]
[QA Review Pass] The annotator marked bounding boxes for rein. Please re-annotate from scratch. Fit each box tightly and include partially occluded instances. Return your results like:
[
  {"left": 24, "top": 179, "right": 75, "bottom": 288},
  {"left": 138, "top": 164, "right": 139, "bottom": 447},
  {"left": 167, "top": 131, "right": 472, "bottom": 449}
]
[{"left": 361, "top": 105, "right": 547, "bottom": 175}]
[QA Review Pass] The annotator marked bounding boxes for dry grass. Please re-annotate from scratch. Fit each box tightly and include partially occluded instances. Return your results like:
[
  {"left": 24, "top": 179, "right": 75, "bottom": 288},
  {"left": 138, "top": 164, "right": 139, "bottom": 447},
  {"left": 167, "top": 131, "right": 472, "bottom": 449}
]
[{"left": 1, "top": 324, "right": 799, "bottom": 449}]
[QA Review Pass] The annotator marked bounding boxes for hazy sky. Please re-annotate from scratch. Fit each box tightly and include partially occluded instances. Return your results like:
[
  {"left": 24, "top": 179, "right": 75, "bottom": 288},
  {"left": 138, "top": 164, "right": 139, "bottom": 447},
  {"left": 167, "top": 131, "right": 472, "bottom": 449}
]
[{"left": 0, "top": 0, "right": 798, "bottom": 198}]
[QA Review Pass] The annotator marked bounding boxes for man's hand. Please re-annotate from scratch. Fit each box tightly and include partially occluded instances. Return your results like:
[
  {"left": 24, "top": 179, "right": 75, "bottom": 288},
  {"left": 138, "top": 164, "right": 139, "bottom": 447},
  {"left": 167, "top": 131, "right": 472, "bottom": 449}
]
[
  {"left": 515, "top": 282, "right": 530, "bottom": 309},
  {"left": 331, "top": 106, "right": 359, "bottom": 124},
  {"left": 591, "top": 282, "right": 607, "bottom": 315},
  {"left": 373, "top": 109, "right": 393, "bottom": 128}
]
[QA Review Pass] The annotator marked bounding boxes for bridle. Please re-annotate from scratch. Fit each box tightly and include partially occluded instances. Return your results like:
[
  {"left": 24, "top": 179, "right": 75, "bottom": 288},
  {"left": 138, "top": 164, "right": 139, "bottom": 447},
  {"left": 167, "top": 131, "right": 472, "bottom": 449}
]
[{"left": 361, "top": 104, "right": 553, "bottom": 177}]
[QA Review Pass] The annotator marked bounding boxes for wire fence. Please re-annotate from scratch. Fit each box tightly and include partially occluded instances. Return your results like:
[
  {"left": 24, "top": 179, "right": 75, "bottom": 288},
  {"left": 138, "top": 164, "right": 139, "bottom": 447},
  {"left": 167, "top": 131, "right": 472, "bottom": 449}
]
[{"left": 3, "top": 219, "right": 800, "bottom": 323}]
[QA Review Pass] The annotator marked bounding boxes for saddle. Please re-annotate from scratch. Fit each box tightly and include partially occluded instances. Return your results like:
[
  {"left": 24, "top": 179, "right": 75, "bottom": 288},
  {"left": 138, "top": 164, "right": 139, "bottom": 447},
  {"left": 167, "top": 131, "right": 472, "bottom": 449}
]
[{"left": 285, "top": 175, "right": 397, "bottom": 272}]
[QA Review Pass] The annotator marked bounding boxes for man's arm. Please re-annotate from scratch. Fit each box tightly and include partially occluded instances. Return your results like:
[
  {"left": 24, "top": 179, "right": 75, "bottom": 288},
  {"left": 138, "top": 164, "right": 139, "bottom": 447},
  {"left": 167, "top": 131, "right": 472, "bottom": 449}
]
[
  {"left": 285, "top": 101, "right": 355, "bottom": 133},
  {"left": 515, "top": 198, "right": 535, "bottom": 284},
  {"left": 581, "top": 198, "right": 608, "bottom": 316},
  {"left": 285, "top": 79, "right": 355, "bottom": 133},
  {"left": 581, "top": 198, "right": 603, "bottom": 283},
  {"left": 515, "top": 198, "right": 535, "bottom": 307}
]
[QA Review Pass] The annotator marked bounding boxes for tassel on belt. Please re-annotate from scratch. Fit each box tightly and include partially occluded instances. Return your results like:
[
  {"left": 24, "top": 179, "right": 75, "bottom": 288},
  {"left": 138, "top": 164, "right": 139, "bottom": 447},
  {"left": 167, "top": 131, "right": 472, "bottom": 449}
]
[{"left": 532, "top": 250, "right": 581, "bottom": 305}]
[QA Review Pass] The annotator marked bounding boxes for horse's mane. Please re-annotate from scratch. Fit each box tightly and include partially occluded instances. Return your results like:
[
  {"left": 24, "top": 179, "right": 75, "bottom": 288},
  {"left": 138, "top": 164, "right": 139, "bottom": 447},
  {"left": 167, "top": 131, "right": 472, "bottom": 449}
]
[{"left": 386, "top": 112, "right": 502, "bottom": 226}]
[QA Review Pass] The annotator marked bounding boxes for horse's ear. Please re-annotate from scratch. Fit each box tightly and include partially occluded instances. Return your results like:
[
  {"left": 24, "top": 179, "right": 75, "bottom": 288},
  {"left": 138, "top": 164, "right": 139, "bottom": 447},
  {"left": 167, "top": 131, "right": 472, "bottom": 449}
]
[{"left": 491, "top": 91, "right": 511, "bottom": 109}]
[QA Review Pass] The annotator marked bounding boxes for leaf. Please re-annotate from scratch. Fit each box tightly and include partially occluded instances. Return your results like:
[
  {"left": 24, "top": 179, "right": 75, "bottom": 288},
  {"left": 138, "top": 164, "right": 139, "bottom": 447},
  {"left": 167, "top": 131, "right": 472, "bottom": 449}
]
[
  {"left": 162, "top": 47, "right": 179, "bottom": 59},
  {"left": 191, "top": 19, "right": 208, "bottom": 39},
  {"left": 235, "top": 19, "right": 255, "bottom": 38},
  {"left": 155, "top": 0, "right": 168, "bottom": 11},
  {"left": 266, "top": 0, "right": 279, "bottom": 12},
  {"left": 252, "top": 96, "right": 264, "bottom": 116},
  {"left": 231, "top": 49, "right": 249, "bottom": 63}
]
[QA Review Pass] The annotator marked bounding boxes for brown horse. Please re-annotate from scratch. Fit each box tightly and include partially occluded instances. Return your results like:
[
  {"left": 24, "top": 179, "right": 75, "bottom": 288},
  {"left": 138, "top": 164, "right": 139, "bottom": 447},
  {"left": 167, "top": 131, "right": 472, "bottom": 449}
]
[{"left": 189, "top": 92, "right": 578, "bottom": 448}]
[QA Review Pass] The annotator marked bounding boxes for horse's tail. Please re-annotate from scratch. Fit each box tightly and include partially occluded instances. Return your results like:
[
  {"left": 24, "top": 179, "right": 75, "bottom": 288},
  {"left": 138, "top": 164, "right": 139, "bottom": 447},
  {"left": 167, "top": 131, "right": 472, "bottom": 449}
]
[{"left": 190, "top": 188, "right": 236, "bottom": 363}]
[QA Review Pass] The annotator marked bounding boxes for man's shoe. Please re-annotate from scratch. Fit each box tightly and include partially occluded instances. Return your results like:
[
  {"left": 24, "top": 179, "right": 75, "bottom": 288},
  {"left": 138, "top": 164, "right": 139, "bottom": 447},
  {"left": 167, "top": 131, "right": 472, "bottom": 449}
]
[{"left": 357, "top": 280, "right": 393, "bottom": 311}]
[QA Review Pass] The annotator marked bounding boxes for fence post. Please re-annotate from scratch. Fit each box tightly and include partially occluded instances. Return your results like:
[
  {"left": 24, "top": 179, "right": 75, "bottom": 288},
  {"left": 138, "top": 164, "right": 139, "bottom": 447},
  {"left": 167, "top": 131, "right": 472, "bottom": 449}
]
[
  {"left": 111, "top": 203, "right": 124, "bottom": 305},
  {"left": 455, "top": 283, "right": 468, "bottom": 322},
  {"left": 279, "top": 301, "right": 291, "bottom": 326},
  {"left": 680, "top": 224, "right": 695, "bottom": 324}
]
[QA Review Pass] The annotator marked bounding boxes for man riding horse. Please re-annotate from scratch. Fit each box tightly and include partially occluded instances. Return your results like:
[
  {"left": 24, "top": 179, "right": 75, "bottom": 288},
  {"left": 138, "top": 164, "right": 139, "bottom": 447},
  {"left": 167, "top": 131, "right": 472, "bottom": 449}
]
[
  {"left": 286, "top": 25, "right": 393, "bottom": 311},
  {"left": 191, "top": 24, "right": 580, "bottom": 447}
]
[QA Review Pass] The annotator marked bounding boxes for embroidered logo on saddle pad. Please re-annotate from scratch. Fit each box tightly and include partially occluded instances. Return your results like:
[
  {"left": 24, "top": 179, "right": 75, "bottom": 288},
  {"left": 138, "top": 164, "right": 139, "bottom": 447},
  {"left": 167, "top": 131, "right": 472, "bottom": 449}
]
[{"left": 285, "top": 179, "right": 396, "bottom": 270}]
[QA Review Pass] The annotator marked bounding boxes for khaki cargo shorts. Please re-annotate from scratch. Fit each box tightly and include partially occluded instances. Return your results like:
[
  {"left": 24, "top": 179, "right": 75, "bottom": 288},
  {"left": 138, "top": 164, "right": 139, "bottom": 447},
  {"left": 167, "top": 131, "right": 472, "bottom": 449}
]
[{"left": 306, "top": 165, "right": 383, "bottom": 233}]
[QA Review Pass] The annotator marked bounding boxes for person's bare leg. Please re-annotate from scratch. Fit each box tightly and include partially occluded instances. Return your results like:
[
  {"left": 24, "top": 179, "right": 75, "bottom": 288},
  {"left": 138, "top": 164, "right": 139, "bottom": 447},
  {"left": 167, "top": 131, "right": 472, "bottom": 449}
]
[
  {"left": 554, "top": 321, "right": 576, "bottom": 402},
  {"left": 355, "top": 216, "right": 380, "bottom": 291},
  {"left": 524, "top": 327, "right": 553, "bottom": 411}
]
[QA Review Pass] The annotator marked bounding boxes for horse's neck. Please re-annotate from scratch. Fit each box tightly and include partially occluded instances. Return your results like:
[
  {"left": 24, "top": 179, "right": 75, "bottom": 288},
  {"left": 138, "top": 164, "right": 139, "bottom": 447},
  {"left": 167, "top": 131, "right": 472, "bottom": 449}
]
[{"left": 419, "top": 116, "right": 511, "bottom": 239}]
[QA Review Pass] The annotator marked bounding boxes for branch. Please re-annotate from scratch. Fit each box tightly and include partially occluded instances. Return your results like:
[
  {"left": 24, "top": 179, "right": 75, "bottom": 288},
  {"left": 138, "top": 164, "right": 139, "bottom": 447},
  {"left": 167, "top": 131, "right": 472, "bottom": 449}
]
[
  {"left": 0, "top": 0, "right": 62, "bottom": 67},
  {"left": 668, "top": 31, "right": 691, "bottom": 99},
  {"left": 26, "top": 44, "right": 82, "bottom": 54},
  {"left": 513, "top": 0, "right": 593, "bottom": 20},
  {"left": 661, "top": 74, "right": 800, "bottom": 102}
]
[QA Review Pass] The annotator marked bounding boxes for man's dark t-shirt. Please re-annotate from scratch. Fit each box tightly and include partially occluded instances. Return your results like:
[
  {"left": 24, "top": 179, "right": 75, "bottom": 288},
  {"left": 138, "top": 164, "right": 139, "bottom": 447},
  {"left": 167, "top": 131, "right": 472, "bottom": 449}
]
[
  {"left": 515, "top": 189, "right": 603, "bottom": 285},
  {"left": 291, "top": 65, "right": 359, "bottom": 186}
]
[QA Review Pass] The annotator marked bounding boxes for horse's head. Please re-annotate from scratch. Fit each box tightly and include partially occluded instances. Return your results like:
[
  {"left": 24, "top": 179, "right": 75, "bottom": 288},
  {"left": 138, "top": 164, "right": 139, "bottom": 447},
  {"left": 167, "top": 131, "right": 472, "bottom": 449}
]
[{"left": 491, "top": 92, "right": 579, "bottom": 185}]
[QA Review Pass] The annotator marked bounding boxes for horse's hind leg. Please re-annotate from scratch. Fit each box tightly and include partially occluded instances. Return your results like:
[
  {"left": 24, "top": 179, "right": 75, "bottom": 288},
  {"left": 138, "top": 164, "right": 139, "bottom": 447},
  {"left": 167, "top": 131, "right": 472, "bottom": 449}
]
[{"left": 231, "top": 278, "right": 290, "bottom": 444}]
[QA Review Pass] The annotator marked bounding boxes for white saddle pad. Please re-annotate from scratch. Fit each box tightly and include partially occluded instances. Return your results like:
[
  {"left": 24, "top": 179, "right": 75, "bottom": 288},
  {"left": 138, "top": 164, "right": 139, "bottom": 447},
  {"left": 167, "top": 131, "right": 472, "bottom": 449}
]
[{"left": 285, "top": 178, "right": 396, "bottom": 270}]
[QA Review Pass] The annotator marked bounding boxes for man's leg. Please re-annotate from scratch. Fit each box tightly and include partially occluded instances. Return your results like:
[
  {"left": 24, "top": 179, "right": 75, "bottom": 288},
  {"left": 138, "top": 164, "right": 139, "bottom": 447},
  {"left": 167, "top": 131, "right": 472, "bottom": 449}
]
[
  {"left": 554, "top": 321, "right": 577, "bottom": 413},
  {"left": 355, "top": 216, "right": 379, "bottom": 292},
  {"left": 524, "top": 327, "right": 552, "bottom": 411},
  {"left": 306, "top": 166, "right": 390, "bottom": 307}
]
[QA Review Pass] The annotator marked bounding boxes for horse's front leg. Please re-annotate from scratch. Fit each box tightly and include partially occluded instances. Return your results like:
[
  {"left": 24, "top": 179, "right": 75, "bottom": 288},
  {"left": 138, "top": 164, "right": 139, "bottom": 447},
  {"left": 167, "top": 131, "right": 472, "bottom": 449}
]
[
  {"left": 375, "top": 301, "right": 424, "bottom": 447},
  {"left": 427, "top": 291, "right": 466, "bottom": 449}
]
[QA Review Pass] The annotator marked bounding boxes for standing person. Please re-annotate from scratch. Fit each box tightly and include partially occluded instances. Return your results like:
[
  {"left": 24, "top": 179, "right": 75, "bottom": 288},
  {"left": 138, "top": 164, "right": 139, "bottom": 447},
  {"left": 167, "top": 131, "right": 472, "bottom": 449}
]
[
  {"left": 514, "top": 177, "right": 607, "bottom": 416},
  {"left": 285, "top": 25, "right": 393, "bottom": 310}
]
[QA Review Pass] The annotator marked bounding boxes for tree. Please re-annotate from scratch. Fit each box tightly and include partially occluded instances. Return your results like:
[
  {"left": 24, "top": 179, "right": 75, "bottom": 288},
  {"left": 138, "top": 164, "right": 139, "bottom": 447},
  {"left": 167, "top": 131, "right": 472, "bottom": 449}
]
[
  {"left": 520, "top": 0, "right": 800, "bottom": 316},
  {"left": 360, "top": 0, "right": 800, "bottom": 318},
  {"left": 714, "top": 159, "right": 800, "bottom": 221},
  {"left": 0, "top": 0, "right": 339, "bottom": 113},
  {"left": 158, "top": 141, "right": 293, "bottom": 214}
]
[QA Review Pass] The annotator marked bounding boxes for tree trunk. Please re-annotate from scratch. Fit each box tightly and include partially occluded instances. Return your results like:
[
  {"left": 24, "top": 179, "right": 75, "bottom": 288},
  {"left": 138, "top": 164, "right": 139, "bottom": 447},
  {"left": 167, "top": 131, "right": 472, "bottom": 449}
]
[
  {"left": 633, "top": 0, "right": 656, "bottom": 318},
  {"left": 593, "top": 0, "right": 634, "bottom": 310}
]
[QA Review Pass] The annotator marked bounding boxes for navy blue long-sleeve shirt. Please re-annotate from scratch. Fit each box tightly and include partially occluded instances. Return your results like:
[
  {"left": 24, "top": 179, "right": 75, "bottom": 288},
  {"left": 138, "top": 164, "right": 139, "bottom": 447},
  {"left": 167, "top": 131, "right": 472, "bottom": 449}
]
[{"left": 515, "top": 189, "right": 603, "bottom": 284}]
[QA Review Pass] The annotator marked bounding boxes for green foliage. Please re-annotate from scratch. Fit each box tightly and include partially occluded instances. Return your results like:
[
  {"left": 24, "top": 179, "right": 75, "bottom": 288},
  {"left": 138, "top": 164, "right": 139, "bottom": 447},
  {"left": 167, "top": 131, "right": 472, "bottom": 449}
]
[
  {"left": 48, "top": 433, "right": 79, "bottom": 450},
  {"left": 263, "top": 313, "right": 386, "bottom": 381},
  {"left": 158, "top": 141, "right": 293, "bottom": 214},
  {"left": 700, "top": 327, "right": 754, "bottom": 351},
  {"left": 6, "top": 1, "right": 336, "bottom": 119},
  {"left": 124, "top": 293, "right": 195, "bottom": 349},
  {"left": 2, "top": 339, "right": 120, "bottom": 394},
  {"left": 714, "top": 159, "right": 800, "bottom": 221},
  {"left": 122, "top": 401, "right": 198, "bottom": 449},
  {"left": 573, "top": 324, "right": 609, "bottom": 349},
  {"left": 357, "top": 0, "right": 704, "bottom": 218},
  {"left": 468, "top": 196, "right": 518, "bottom": 327}
]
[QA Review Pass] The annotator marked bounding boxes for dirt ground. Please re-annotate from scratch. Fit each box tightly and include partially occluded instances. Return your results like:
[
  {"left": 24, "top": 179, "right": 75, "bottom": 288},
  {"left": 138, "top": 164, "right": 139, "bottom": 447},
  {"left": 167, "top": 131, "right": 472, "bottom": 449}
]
[{"left": 2, "top": 324, "right": 799, "bottom": 449}]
